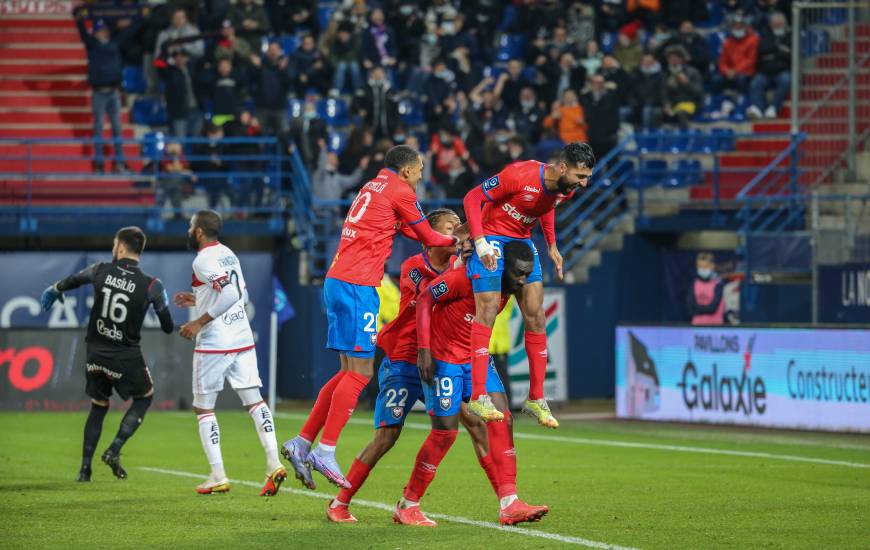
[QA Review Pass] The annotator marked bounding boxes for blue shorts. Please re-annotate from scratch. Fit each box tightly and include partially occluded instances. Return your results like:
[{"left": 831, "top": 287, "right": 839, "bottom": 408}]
[
  {"left": 373, "top": 357, "right": 424, "bottom": 428},
  {"left": 423, "top": 357, "right": 506, "bottom": 417},
  {"left": 466, "top": 235, "right": 542, "bottom": 293},
  {"left": 323, "top": 277, "right": 380, "bottom": 358}
]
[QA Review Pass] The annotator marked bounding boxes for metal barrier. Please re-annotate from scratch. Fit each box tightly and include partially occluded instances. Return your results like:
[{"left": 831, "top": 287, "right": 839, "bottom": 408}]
[
  {"left": 0, "top": 136, "right": 288, "bottom": 233},
  {"left": 791, "top": 1, "right": 870, "bottom": 184}
]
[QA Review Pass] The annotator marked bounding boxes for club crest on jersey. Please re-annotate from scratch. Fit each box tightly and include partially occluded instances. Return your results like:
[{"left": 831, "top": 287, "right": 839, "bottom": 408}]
[
  {"left": 431, "top": 281, "right": 449, "bottom": 299},
  {"left": 391, "top": 406, "right": 403, "bottom": 419},
  {"left": 408, "top": 268, "right": 422, "bottom": 285},
  {"left": 440, "top": 397, "right": 451, "bottom": 411},
  {"left": 482, "top": 176, "right": 500, "bottom": 192}
]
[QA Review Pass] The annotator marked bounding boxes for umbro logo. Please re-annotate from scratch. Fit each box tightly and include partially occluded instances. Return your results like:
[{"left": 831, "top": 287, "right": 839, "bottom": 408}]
[
  {"left": 474, "top": 347, "right": 489, "bottom": 356},
  {"left": 522, "top": 194, "right": 535, "bottom": 202},
  {"left": 539, "top": 350, "right": 548, "bottom": 357}
]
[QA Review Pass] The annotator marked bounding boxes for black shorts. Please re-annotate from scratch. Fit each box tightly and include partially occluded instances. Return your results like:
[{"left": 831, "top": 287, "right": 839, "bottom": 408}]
[{"left": 85, "top": 350, "right": 153, "bottom": 401}]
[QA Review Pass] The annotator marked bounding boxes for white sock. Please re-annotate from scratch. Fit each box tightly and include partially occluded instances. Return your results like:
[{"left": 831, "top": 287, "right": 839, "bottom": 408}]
[
  {"left": 500, "top": 494, "right": 518, "bottom": 510},
  {"left": 248, "top": 402, "right": 281, "bottom": 472},
  {"left": 399, "top": 497, "right": 418, "bottom": 509},
  {"left": 316, "top": 443, "right": 336, "bottom": 455},
  {"left": 197, "top": 413, "right": 226, "bottom": 480}
]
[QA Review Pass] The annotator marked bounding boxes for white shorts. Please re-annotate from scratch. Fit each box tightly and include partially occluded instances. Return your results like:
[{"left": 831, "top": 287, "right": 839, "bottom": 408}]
[{"left": 192, "top": 348, "right": 261, "bottom": 395}]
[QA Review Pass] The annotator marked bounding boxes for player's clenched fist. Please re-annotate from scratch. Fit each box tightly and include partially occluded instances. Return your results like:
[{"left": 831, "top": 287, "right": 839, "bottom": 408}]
[
  {"left": 179, "top": 319, "right": 204, "bottom": 340},
  {"left": 173, "top": 291, "right": 196, "bottom": 308}
]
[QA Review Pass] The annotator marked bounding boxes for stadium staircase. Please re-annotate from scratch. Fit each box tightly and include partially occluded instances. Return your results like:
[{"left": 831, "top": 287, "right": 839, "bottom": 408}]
[{"left": 0, "top": 14, "right": 150, "bottom": 208}]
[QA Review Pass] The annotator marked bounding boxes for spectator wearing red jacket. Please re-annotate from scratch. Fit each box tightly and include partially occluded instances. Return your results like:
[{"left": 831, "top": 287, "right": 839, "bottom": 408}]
[{"left": 714, "top": 14, "right": 759, "bottom": 118}]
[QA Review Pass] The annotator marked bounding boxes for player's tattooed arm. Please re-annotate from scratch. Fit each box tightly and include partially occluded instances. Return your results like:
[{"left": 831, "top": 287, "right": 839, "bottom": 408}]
[
  {"left": 148, "top": 279, "right": 175, "bottom": 334},
  {"left": 41, "top": 262, "right": 100, "bottom": 311}
]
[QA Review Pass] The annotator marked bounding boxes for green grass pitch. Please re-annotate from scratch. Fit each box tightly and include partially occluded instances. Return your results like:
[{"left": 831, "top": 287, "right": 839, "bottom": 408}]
[{"left": 1, "top": 409, "right": 868, "bottom": 549}]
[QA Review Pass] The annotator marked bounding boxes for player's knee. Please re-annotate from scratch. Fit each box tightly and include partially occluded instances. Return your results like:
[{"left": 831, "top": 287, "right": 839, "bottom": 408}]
[
  {"left": 475, "top": 296, "right": 500, "bottom": 326},
  {"left": 348, "top": 359, "right": 374, "bottom": 378},
  {"left": 373, "top": 427, "right": 401, "bottom": 453}
]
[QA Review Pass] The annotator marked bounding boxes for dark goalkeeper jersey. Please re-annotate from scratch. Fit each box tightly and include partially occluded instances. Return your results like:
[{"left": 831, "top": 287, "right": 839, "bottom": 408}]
[{"left": 56, "top": 258, "right": 174, "bottom": 355}]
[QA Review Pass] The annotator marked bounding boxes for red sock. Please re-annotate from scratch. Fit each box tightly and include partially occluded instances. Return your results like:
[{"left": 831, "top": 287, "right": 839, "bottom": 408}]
[
  {"left": 336, "top": 458, "right": 372, "bottom": 504},
  {"left": 299, "top": 370, "right": 347, "bottom": 442},
  {"left": 319, "top": 370, "right": 370, "bottom": 446},
  {"left": 525, "top": 331, "right": 548, "bottom": 401},
  {"left": 477, "top": 453, "right": 500, "bottom": 496},
  {"left": 486, "top": 413, "right": 517, "bottom": 498},
  {"left": 402, "top": 429, "right": 458, "bottom": 502},
  {"left": 470, "top": 322, "right": 493, "bottom": 399}
]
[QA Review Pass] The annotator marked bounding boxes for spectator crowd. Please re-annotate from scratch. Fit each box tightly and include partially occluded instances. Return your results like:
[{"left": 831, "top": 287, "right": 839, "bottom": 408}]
[{"left": 75, "top": 0, "right": 795, "bottom": 209}]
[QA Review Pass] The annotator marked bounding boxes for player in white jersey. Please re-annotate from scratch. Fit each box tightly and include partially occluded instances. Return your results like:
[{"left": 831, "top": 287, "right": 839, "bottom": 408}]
[{"left": 175, "top": 210, "right": 287, "bottom": 496}]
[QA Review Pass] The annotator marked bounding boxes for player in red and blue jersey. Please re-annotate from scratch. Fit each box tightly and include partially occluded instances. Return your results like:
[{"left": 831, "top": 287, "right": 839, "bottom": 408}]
[
  {"left": 462, "top": 142, "right": 595, "bottom": 427},
  {"left": 325, "top": 209, "right": 502, "bottom": 523},
  {"left": 393, "top": 241, "right": 549, "bottom": 527},
  {"left": 282, "top": 146, "right": 460, "bottom": 490}
]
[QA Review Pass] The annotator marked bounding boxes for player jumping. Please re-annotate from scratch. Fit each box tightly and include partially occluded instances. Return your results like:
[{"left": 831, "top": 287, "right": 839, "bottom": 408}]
[
  {"left": 41, "top": 226, "right": 175, "bottom": 482},
  {"left": 175, "top": 210, "right": 286, "bottom": 496},
  {"left": 326, "top": 209, "right": 495, "bottom": 522},
  {"left": 282, "top": 145, "right": 460, "bottom": 490},
  {"left": 462, "top": 142, "right": 595, "bottom": 426},
  {"left": 394, "top": 241, "right": 548, "bottom": 527}
]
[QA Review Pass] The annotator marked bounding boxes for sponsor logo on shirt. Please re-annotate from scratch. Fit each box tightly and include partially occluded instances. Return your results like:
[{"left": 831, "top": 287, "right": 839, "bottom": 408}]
[
  {"left": 523, "top": 185, "right": 541, "bottom": 194},
  {"left": 431, "top": 281, "right": 449, "bottom": 299},
  {"left": 502, "top": 202, "right": 537, "bottom": 225},
  {"left": 482, "top": 176, "right": 499, "bottom": 192},
  {"left": 342, "top": 226, "right": 357, "bottom": 239},
  {"left": 96, "top": 319, "right": 123, "bottom": 341},
  {"left": 86, "top": 361, "right": 122, "bottom": 379}
]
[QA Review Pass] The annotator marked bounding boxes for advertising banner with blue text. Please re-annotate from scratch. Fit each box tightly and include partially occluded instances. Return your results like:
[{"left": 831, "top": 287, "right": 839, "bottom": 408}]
[{"left": 616, "top": 326, "right": 870, "bottom": 433}]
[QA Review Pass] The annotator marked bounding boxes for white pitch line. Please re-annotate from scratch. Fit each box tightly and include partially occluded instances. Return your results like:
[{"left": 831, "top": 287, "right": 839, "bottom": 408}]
[
  {"left": 275, "top": 413, "right": 870, "bottom": 470},
  {"left": 139, "top": 466, "right": 635, "bottom": 550}
]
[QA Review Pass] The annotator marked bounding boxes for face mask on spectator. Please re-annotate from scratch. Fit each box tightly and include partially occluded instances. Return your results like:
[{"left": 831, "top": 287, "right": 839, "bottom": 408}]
[
  {"left": 435, "top": 69, "right": 451, "bottom": 80},
  {"left": 654, "top": 32, "right": 670, "bottom": 42},
  {"left": 697, "top": 268, "right": 713, "bottom": 279},
  {"left": 642, "top": 62, "right": 661, "bottom": 75},
  {"left": 440, "top": 134, "right": 454, "bottom": 147},
  {"left": 669, "top": 63, "right": 684, "bottom": 73},
  {"left": 304, "top": 111, "right": 317, "bottom": 120},
  {"left": 732, "top": 28, "right": 746, "bottom": 38},
  {"left": 393, "top": 134, "right": 406, "bottom": 143},
  {"left": 442, "top": 21, "right": 456, "bottom": 34},
  {"left": 521, "top": 99, "right": 536, "bottom": 109},
  {"left": 399, "top": 5, "right": 414, "bottom": 16},
  {"left": 773, "top": 27, "right": 787, "bottom": 37}
]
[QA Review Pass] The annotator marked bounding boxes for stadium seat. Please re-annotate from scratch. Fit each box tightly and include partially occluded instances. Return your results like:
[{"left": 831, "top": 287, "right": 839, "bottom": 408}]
[
  {"left": 496, "top": 34, "right": 526, "bottom": 63},
  {"left": 666, "top": 130, "right": 691, "bottom": 154},
  {"left": 822, "top": 7, "right": 847, "bottom": 24},
  {"left": 675, "top": 159, "right": 703, "bottom": 186},
  {"left": 636, "top": 130, "right": 660, "bottom": 154},
  {"left": 601, "top": 158, "right": 635, "bottom": 187},
  {"left": 122, "top": 66, "right": 146, "bottom": 94},
  {"left": 318, "top": 4, "right": 336, "bottom": 32},
  {"left": 711, "top": 127, "right": 736, "bottom": 151},
  {"left": 131, "top": 98, "right": 167, "bottom": 126},
  {"left": 698, "top": 0, "right": 724, "bottom": 28},
  {"left": 316, "top": 98, "right": 349, "bottom": 127},
  {"left": 801, "top": 28, "right": 830, "bottom": 57},
  {"left": 398, "top": 99, "right": 425, "bottom": 127},
  {"left": 707, "top": 31, "right": 726, "bottom": 61},
  {"left": 600, "top": 32, "right": 616, "bottom": 54},
  {"left": 278, "top": 35, "right": 299, "bottom": 55},
  {"left": 688, "top": 129, "right": 713, "bottom": 153},
  {"left": 327, "top": 131, "right": 347, "bottom": 154},
  {"left": 639, "top": 159, "right": 668, "bottom": 188},
  {"left": 141, "top": 131, "right": 166, "bottom": 162},
  {"left": 288, "top": 98, "right": 303, "bottom": 120}
]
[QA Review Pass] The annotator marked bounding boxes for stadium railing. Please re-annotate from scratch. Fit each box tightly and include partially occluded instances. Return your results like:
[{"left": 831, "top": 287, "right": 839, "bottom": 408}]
[{"left": 0, "top": 136, "right": 288, "bottom": 234}]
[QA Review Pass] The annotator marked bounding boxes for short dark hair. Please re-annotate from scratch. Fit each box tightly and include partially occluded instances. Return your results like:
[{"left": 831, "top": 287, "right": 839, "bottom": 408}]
[
  {"left": 504, "top": 240, "right": 534, "bottom": 266},
  {"left": 115, "top": 226, "right": 146, "bottom": 255},
  {"left": 194, "top": 210, "right": 223, "bottom": 239},
  {"left": 426, "top": 208, "right": 459, "bottom": 227},
  {"left": 560, "top": 142, "right": 596, "bottom": 169},
  {"left": 384, "top": 145, "right": 420, "bottom": 172}
]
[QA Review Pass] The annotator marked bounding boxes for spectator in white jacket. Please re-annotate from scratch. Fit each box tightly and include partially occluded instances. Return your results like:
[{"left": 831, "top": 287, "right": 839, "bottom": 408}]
[{"left": 154, "top": 8, "right": 204, "bottom": 60}]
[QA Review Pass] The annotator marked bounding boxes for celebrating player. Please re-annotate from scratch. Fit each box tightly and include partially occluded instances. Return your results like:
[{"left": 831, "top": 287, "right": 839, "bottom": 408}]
[
  {"left": 326, "top": 209, "right": 495, "bottom": 522},
  {"left": 462, "top": 142, "right": 595, "bottom": 426},
  {"left": 282, "top": 145, "right": 460, "bottom": 490},
  {"left": 175, "top": 210, "right": 286, "bottom": 496},
  {"left": 394, "top": 240, "right": 549, "bottom": 527},
  {"left": 41, "top": 226, "right": 175, "bottom": 482}
]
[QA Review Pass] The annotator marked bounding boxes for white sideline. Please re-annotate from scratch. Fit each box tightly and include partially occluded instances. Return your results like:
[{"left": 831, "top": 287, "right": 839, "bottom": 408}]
[
  {"left": 275, "top": 413, "right": 870, "bottom": 470},
  {"left": 139, "top": 466, "right": 636, "bottom": 549}
]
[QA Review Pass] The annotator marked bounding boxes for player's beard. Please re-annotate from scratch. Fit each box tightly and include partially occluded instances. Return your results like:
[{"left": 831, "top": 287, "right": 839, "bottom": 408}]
[
  {"left": 186, "top": 232, "right": 199, "bottom": 251},
  {"left": 556, "top": 177, "right": 577, "bottom": 195}
]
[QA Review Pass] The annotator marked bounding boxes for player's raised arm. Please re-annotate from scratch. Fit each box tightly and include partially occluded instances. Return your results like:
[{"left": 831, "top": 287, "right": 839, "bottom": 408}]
[
  {"left": 147, "top": 278, "right": 175, "bottom": 334},
  {"left": 40, "top": 262, "right": 101, "bottom": 311}
]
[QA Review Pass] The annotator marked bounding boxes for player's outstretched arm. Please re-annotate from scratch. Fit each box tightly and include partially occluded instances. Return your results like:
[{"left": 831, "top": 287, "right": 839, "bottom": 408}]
[
  {"left": 147, "top": 278, "right": 175, "bottom": 334},
  {"left": 415, "top": 278, "right": 435, "bottom": 385},
  {"left": 40, "top": 262, "right": 100, "bottom": 311},
  {"left": 394, "top": 192, "right": 457, "bottom": 247}
]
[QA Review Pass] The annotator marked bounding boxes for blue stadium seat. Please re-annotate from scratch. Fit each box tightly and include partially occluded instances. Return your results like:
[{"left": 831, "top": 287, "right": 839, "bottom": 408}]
[
  {"left": 688, "top": 129, "right": 713, "bottom": 153},
  {"left": 327, "top": 131, "right": 347, "bottom": 154},
  {"left": 675, "top": 159, "right": 703, "bottom": 186},
  {"left": 398, "top": 99, "right": 425, "bottom": 127},
  {"left": 636, "top": 130, "right": 659, "bottom": 154},
  {"left": 122, "top": 66, "right": 146, "bottom": 94},
  {"left": 654, "top": 128, "right": 675, "bottom": 153},
  {"left": 141, "top": 131, "right": 165, "bottom": 162},
  {"left": 288, "top": 98, "right": 303, "bottom": 119},
  {"left": 318, "top": 4, "right": 336, "bottom": 32},
  {"left": 665, "top": 130, "right": 691, "bottom": 154},
  {"left": 278, "top": 35, "right": 298, "bottom": 55},
  {"left": 707, "top": 31, "right": 726, "bottom": 61},
  {"left": 600, "top": 32, "right": 617, "bottom": 54},
  {"left": 822, "top": 7, "right": 847, "bottom": 24},
  {"left": 711, "top": 127, "right": 736, "bottom": 151},
  {"left": 601, "top": 159, "right": 635, "bottom": 187},
  {"left": 316, "top": 98, "right": 349, "bottom": 127},
  {"left": 801, "top": 28, "right": 830, "bottom": 57},
  {"left": 698, "top": 0, "right": 724, "bottom": 28},
  {"left": 639, "top": 159, "right": 668, "bottom": 188},
  {"left": 131, "top": 98, "right": 167, "bottom": 126},
  {"left": 496, "top": 34, "right": 526, "bottom": 63}
]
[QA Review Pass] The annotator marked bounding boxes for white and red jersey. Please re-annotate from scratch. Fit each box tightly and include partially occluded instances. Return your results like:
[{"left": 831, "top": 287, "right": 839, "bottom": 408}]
[
  {"left": 326, "top": 168, "right": 455, "bottom": 287},
  {"left": 191, "top": 241, "right": 255, "bottom": 353},
  {"left": 468, "top": 160, "right": 573, "bottom": 243}
]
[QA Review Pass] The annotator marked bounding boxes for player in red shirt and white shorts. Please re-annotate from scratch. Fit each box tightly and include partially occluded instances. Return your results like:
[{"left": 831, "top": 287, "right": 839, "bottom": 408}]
[
  {"left": 282, "top": 146, "right": 460, "bottom": 490},
  {"left": 393, "top": 240, "right": 549, "bottom": 527},
  {"left": 462, "top": 143, "right": 595, "bottom": 426}
]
